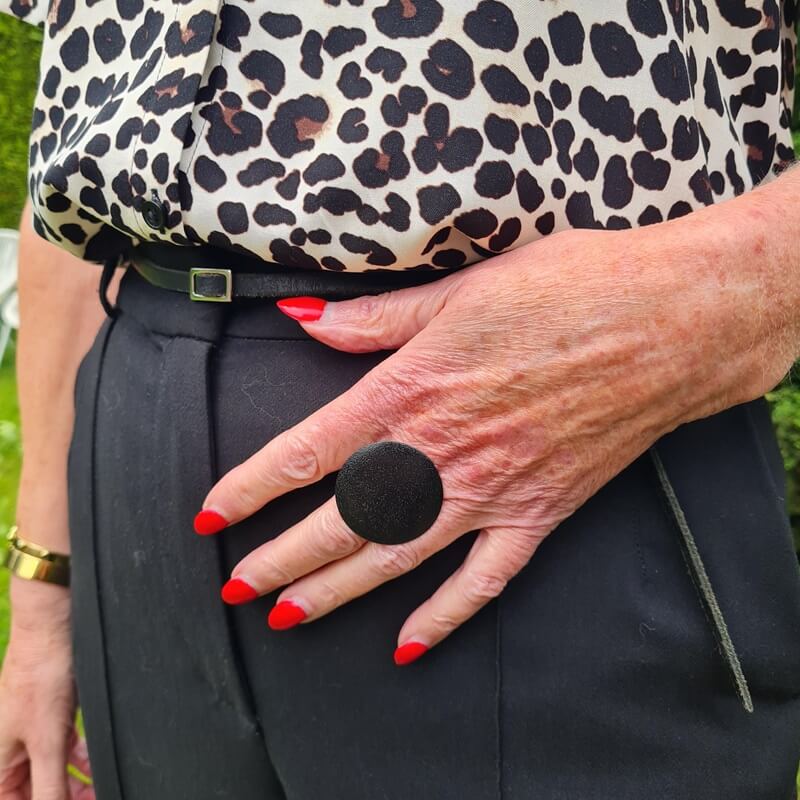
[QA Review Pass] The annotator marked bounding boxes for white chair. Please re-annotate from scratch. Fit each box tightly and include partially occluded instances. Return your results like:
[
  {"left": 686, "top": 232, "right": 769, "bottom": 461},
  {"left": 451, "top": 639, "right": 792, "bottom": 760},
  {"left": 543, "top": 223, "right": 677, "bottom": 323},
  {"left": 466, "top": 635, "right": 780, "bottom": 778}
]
[{"left": 0, "top": 228, "right": 19, "bottom": 366}]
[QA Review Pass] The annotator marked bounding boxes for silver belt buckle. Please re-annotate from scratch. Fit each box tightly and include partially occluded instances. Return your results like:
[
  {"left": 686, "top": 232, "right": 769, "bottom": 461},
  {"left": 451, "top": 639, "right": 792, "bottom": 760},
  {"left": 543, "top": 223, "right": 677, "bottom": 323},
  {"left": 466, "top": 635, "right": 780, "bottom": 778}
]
[{"left": 189, "top": 267, "right": 233, "bottom": 302}]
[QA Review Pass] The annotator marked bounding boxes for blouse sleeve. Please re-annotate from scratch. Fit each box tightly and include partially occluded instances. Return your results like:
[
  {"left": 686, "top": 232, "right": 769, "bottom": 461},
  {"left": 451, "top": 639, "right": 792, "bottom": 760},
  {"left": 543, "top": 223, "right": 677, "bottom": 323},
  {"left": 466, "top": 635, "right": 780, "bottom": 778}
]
[{"left": 0, "top": 0, "right": 47, "bottom": 27}]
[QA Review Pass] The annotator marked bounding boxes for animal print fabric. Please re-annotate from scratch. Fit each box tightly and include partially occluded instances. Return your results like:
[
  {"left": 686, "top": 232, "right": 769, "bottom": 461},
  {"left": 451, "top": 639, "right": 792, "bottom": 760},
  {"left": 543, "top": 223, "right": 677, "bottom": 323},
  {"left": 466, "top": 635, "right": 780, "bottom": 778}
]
[{"left": 2, "top": 0, "right": 797, "bottom": 272}]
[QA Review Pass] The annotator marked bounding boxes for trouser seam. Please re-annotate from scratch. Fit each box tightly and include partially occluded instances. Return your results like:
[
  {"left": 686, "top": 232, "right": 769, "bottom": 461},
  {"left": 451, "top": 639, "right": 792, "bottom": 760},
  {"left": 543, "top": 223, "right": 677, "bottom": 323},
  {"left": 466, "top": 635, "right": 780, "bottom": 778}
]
[
  {"left": 205, "top": 318, "right": 288, "bottom": 797},
  {"left": 495, "top": 590, "right": 503, "bottom": 800},
  {"left": 88, "top": 314, "right": 127, "bottom": 799}
]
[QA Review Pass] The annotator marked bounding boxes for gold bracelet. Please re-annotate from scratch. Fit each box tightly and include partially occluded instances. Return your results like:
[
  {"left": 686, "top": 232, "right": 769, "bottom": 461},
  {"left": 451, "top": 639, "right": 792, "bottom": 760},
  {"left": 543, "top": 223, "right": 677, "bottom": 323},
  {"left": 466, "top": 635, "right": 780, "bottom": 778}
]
[{"left": 1, "top": 525, "right": 70, "bottom": 586}]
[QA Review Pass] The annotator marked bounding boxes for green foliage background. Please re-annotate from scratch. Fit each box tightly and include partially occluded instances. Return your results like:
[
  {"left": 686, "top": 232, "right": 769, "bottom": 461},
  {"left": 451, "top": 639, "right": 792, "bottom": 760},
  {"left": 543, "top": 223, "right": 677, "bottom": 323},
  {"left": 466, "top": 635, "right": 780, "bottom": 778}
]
[{"left": 0, "top": 14, "right": 798, "bottom": 789}]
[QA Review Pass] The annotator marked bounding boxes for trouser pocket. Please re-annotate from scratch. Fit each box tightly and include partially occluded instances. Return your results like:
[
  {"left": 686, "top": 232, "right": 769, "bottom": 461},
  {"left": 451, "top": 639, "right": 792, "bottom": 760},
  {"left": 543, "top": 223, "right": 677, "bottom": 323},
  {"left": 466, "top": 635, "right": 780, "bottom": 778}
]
[{"left": 651, "top": 398, "right": 800, "bottom": 702}]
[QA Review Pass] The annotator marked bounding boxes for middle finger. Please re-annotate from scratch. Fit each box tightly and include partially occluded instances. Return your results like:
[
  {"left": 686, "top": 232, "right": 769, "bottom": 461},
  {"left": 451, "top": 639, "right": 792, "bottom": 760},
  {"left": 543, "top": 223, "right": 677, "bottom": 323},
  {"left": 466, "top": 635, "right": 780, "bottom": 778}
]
[{"left": 222, "top": 495, "right": 365, "bottom": 603}]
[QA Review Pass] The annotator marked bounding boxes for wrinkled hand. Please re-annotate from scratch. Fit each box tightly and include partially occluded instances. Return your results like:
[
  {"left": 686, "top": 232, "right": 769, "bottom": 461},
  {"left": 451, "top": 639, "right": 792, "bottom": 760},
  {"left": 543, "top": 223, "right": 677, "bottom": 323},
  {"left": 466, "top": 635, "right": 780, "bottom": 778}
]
[
  {"left": 0, "top": 580, "right": 94, "bottom": 800},
  {"left": 198, "top": 217, "right": 775, "bottom": 664}
]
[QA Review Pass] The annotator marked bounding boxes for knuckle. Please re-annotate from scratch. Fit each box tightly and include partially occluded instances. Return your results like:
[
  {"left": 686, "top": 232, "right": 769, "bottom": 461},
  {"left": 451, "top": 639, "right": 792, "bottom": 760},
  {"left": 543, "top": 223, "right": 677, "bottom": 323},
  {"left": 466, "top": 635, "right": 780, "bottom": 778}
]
[
  {"left": 321, "top": 519, "right": 361, "bottom": 557},
  {"left": 278, "top": 432, "right": 323, "bottom": 484},
  {"left": 369, "top": 543, "right": 420, "bottom": 577},
  {"left": 353, "top": 293, "right": 389, "bottom": 330},
  {"left": 252, "top": 552, "right": 293, "bottom": 586},
  {"left": 430, "top": 611, "right": 460, "bottom": 634},
  {"left": 461, "top": 571, "right": 508, "bottom": 606},
  {"left": 316, "top": 580, "right": 346, "bottom": 610}
]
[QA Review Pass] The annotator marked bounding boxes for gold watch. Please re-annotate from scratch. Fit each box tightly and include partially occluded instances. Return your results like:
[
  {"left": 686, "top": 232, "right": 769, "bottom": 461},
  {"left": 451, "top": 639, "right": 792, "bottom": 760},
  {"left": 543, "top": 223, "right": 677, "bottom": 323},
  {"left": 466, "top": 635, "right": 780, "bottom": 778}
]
[{"left": 2, "top": 525, "right": 70, "bottom": 586}]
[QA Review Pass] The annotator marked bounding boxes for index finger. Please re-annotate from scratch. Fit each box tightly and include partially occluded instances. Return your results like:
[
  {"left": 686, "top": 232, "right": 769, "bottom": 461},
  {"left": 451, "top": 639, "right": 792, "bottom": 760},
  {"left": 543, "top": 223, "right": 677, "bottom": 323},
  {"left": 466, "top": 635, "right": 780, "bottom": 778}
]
[{"left": 195, "top": 377, "right": 389, "bottom": 532}]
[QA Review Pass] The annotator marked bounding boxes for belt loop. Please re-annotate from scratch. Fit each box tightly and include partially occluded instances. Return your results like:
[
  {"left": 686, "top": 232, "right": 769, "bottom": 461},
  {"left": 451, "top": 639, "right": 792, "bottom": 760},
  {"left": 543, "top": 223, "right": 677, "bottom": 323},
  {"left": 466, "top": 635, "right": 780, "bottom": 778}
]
[
  {"left": 98, "top": 253, "right": 122, "bottom": 319},
  {"left": 648, "top": 444, "right": 754, "bottom": 713}
]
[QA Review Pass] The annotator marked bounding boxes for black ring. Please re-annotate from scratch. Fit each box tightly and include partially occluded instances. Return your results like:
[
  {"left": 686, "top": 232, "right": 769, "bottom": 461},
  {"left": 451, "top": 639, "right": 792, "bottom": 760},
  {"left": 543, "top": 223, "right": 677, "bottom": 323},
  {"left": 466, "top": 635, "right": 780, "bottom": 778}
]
[{"left": 334, "top": 441, "right": 444, "bottom": 545}]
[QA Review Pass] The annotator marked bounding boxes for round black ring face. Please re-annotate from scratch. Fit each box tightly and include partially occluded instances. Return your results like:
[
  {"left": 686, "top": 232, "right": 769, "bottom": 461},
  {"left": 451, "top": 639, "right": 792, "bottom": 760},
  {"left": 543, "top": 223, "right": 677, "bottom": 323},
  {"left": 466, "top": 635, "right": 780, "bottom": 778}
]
[{"left": 334, "top": 440, "right": 444, "bottom": 545}]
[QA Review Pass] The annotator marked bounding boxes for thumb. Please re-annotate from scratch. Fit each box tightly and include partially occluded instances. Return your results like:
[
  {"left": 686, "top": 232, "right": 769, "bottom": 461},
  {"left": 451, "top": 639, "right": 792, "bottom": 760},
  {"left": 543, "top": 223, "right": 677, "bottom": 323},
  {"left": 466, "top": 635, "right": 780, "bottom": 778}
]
[{"left": 275, "top": 271, "right": 464, "bottom": 353}]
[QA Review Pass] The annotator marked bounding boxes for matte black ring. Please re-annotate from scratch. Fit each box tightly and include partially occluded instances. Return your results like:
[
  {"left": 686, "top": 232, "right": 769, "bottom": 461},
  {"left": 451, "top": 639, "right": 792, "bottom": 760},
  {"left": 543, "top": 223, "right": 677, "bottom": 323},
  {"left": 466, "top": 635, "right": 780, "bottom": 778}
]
[{"left": 334, "top": 441, "right": 444, "bottom": 545}]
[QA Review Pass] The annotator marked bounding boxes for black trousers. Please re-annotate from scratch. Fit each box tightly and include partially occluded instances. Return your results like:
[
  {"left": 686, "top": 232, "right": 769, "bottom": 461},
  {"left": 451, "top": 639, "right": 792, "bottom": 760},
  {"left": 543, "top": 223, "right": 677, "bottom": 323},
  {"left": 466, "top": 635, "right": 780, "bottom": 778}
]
[{"left": 67, "top": 264, "right": 800, "bottom": 800}]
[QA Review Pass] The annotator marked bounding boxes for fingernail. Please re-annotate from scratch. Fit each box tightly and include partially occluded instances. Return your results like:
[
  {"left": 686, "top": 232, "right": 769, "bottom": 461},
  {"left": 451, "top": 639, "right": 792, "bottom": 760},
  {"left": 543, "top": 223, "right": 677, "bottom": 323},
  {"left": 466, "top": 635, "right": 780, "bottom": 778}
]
[
  {"left": 393, "top": 641, "right": 429, "bottom": 666},
  {"left": 193, "top": 509, "right": 227, "bottom": 535},
  {"left": 268, "top": 600, "right": 307, "bottom": 630},
  {"left": 276, "top": 296, "right": 327, "bottom": 322},
  {"left": 221, "top": 577, "right": 258, "bottom": 605}
]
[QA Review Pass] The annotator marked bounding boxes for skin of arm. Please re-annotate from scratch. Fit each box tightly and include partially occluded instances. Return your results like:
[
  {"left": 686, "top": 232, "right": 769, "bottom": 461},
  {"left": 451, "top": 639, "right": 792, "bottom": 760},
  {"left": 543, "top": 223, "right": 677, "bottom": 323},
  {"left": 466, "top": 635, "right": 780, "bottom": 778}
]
[
  {"left": 12, "top": 196, "right": 122, "bottom": 612},
  {"left": 0, "top": 196, "right": 121, "bottom": 800},
  {"left": 199, "top": 160, "right": 800, "bottom": 661}
]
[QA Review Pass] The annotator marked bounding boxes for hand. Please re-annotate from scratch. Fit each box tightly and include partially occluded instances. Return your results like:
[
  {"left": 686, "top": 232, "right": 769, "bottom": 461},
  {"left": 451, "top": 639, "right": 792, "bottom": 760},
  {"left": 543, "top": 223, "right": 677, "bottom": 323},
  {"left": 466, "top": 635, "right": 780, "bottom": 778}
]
[
  {"left": 198, "top": 213, "right": 785, "bottom": 664},
  {"left": 0, "top": 579, "right": 94, "bottom": 800}
]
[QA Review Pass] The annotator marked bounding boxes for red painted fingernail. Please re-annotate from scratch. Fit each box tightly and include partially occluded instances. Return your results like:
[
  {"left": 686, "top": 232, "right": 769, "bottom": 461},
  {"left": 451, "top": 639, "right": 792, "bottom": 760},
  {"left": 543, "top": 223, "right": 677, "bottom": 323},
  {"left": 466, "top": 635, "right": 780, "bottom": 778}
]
[
  {"left": 268, "top": 600, "right": 307, "bottom": 630},
  {"left": 221, "top": 578, "right": 258, "bottom": 605},
  {"left": 193, "top": 509, "right": 228, "bottom": 535},
  {"left": 393, "top": 641, "right": 429, "bottom": 666},
  {"left": 276, "top": 296, "right": 327, "bottom": 322}
]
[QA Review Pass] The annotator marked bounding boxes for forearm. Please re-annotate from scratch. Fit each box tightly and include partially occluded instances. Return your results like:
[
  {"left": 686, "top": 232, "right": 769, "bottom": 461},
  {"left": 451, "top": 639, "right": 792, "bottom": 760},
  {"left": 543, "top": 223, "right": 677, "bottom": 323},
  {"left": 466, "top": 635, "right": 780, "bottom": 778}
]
[
  {"left": 11, "top": 198, "right": 120, "bottom": 611},
  {"left": 724, "top": 163, "right": 800, "bottom": 377},
  {"left": 644, "top": 162, "right": 800, "bottom": 426}
]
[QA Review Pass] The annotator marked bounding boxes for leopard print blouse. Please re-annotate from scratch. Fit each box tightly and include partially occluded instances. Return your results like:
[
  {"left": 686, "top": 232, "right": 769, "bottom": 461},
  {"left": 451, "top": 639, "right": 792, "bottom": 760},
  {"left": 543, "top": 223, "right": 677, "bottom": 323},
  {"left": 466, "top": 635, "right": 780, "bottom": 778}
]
[{"left": 2, "top": 0, "right": 797, "bottom": 272}]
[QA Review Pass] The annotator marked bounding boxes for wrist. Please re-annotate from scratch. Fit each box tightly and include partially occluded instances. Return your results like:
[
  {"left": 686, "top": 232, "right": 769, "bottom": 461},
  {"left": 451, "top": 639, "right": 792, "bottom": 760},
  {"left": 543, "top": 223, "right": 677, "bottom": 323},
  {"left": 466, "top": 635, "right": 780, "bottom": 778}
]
[
  {"left": 9, "top": 573, "right": 71, "bottom": 633},
  {"left": 662, "top": 193, "right": 798, "bottom": 409}
]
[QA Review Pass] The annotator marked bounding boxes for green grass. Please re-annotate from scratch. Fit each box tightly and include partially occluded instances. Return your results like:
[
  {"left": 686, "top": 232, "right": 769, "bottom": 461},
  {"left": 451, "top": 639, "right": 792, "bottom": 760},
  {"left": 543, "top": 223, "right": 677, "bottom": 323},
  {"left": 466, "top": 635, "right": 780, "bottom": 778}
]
[
  {"left": 0, "top": 345, "right": 20, "bottom": 656},
  {"left": 0, "top": 15, "right": 41, "bottom": 229},
  {"left": 0, "top": 10, "right": 37, "bottom": 658}
]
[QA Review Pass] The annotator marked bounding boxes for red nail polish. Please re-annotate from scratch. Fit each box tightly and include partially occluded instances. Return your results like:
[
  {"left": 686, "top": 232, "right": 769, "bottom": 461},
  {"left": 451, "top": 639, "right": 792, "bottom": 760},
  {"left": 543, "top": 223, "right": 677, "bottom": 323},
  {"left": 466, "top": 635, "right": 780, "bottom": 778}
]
[
  {"left": 193, "top": 509, "right": 227, "bottom": 535},
  {"left": 267, "top": 600, "right": 307, "bottom": 630},
  {"left": 276, "top": 296, "right": 326, "bottom": 322},
  {"left": 393, "top": 641, "right": 429, "bottom": 666},
  {"left": 221, "top": 578, "right": 258, "bottom": 605}
]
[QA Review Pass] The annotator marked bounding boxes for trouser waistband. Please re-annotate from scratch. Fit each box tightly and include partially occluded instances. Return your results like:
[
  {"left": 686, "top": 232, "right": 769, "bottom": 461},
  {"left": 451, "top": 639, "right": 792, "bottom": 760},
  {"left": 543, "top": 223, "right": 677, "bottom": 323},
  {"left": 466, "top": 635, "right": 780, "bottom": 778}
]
[{"left": 100, "top": 242, "right": 460, "bottom": 342}]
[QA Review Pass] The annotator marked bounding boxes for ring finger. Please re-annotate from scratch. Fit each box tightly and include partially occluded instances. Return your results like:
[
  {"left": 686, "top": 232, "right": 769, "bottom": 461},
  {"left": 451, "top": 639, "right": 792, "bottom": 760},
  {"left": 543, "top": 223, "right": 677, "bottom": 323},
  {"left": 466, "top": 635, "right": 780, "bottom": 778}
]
[
  {"left": 222, "top": 495, "right": 366, "bottom": 603},
  {"left": 265, "top": 504, "right": 468, "bottom": 625}
]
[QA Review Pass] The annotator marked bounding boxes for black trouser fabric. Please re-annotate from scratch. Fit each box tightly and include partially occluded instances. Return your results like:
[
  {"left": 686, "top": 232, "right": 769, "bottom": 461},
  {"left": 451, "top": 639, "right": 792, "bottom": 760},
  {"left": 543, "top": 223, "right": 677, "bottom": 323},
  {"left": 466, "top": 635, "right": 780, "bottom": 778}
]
[{"left": 67, "top": 264, "right": 800, "bottom": 800}]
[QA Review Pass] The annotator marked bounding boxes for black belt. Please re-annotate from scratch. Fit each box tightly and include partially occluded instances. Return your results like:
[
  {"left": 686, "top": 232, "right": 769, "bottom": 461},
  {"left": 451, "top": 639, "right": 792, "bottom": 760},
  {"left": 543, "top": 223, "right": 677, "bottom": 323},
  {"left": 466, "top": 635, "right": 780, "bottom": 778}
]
[{"left": 124, "top": 242, "right": 458, "bottom": 302}]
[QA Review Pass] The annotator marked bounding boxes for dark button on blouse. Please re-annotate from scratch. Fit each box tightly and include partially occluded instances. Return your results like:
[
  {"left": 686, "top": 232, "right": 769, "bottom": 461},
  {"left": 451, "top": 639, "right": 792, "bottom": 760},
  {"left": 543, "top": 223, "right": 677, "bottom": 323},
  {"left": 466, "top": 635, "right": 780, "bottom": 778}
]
[{"left": 141, "top": 192, "right": 165, "bottom": 232}]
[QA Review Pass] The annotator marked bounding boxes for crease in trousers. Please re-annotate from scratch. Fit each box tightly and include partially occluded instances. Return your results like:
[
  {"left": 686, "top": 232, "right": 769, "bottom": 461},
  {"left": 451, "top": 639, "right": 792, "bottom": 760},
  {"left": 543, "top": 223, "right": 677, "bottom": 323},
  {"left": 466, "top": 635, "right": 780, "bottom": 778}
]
[{"left": 66, "top": 261, "right": 800, "bottom": 800}]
